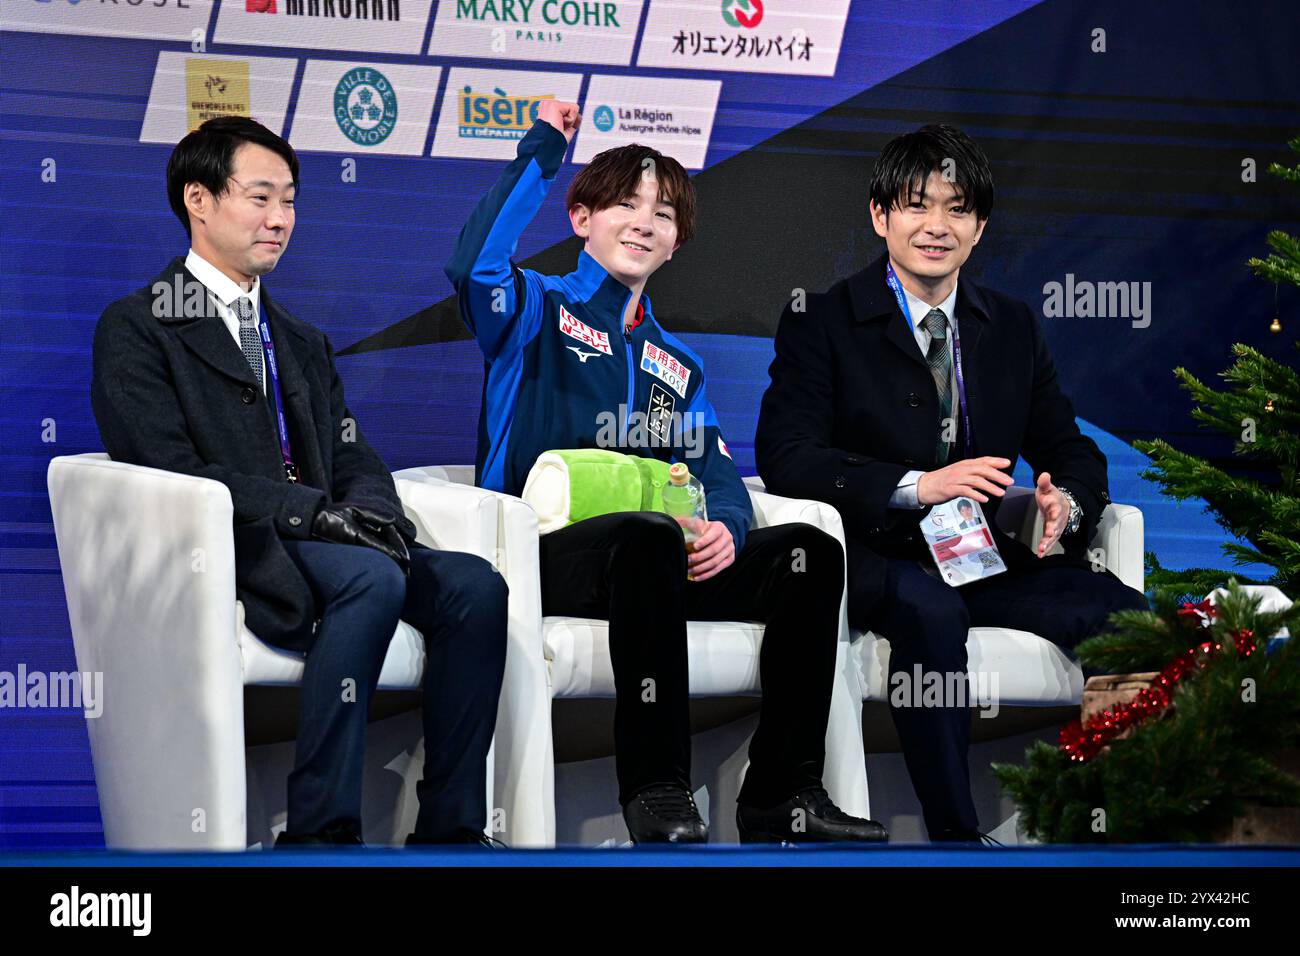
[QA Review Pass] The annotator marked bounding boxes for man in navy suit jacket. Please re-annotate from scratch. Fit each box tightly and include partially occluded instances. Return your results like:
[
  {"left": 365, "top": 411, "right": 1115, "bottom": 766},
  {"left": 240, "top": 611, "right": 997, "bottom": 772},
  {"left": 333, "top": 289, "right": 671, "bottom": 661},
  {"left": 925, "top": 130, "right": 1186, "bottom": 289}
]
[
  {"left": 756, "top": 125, "right": 1146, "bottom": 842},
  {"left": 92, "top": 117, "right": 507, "bottom": 846}
]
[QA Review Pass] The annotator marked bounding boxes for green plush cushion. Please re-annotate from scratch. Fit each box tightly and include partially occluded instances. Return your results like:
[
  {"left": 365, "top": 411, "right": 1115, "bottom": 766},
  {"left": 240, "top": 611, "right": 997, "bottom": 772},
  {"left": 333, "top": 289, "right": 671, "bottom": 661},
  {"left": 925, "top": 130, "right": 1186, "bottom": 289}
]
[{"left": 522, "top": 449, "right": 674, "bottom": 532}]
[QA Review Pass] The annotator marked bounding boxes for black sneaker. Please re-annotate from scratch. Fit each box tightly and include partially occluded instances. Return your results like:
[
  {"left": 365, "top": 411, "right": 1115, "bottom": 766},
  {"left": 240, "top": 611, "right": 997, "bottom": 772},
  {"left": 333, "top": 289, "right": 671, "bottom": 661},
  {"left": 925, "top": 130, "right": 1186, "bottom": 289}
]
[
  {"left": 737, "top": 787, "right": 888, "bottom": 844},
  {"left": 622, "top": 784, "right": 709, "bottom": 845}
]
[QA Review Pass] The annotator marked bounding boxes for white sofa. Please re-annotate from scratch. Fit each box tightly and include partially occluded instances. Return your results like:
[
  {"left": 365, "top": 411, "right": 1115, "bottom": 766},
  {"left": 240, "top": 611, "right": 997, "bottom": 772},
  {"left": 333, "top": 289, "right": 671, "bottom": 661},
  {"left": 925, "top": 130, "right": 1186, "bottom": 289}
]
[
  {"left": 849, "top": 485, "right": 1144, "bottom": 707},
  {"left": 47, "top": 452, "right": 504, "bottom": 850},
  {"left": 739, "top": 478, "right": 1144, "bottom": 710},
  {"left": 396, "top": 465, "right": 872, "bottom": 847},
  {"left": 50, "top": 449, "right": 1139, "bottom": 850}
]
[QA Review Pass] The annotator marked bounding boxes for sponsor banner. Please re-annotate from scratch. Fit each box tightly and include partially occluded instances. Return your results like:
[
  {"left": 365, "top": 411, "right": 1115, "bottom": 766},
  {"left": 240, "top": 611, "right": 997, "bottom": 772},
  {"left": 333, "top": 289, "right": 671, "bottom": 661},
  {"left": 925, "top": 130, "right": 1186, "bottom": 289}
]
[
  {"left": 558, "top": 304, "right": 612, "bottom": 354},
  {"left": 214, "top": 0, "right": 432, "bottom": 55},
  {"left": 1, "top": 0, "right": 214, "bottom": 42},
  {"left": 573, "top": 75, "right": 719, "bottom": 170},
  {"left": 427, "top": 0, "right": 643, "bottom": 66},
  {"left": 288, "top": 60, "right": 441, "bottom": 155},
  {"left": 430, "top": 67, "right": 582, "bottom": 160},
  {"left": 640, "top": 340, "right": 690, "bottom": 397},
  {"left": 637, "top": 0, "right": 850, "bottom": 76},
  {"left": 140, "top": 51, "right": 297, "bottom": 144}
]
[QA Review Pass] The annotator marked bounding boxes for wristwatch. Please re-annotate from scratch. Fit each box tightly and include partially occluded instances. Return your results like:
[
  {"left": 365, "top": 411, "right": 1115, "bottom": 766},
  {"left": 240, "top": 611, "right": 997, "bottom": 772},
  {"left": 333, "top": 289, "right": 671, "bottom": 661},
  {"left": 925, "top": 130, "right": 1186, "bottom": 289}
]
[{"left": 1059, "top": 487, "right": 1083, "bottom": 536}]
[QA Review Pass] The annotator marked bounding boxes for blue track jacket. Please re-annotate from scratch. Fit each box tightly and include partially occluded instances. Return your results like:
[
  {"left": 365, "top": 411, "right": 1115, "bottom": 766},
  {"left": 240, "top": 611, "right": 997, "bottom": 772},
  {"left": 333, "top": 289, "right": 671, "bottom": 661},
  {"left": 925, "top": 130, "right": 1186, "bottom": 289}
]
[{"left": 446, "top": 120, "right": 752, "bottom": 552}]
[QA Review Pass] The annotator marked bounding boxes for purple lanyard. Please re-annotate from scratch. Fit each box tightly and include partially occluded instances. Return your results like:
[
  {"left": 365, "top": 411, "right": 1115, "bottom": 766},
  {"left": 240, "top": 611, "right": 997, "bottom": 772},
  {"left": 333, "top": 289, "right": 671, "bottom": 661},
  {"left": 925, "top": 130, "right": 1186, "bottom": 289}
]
[
  {"left": 254, "top": 308, "right": 299, "bottom": 483},
  {"left": 885, "top": 261, "right": 973, "bottom": 459}
]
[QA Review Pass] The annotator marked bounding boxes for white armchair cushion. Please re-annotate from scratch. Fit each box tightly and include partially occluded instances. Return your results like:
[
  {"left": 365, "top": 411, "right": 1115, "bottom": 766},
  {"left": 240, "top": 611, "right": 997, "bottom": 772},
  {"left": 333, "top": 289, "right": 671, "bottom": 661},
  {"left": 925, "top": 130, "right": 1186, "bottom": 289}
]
[
  {"left": 857, "top": 628, "right": 1084, "bottom": 706},
  {"left": 852, "top": 491, "right": 1142, "bottom": 704},
  {"left": 741, "top": 475, "right": 1142, "bottom": 707},
  {"left": 545, "top": 618, "right": 766, "bottom": 698},
  {"left": 238, "top": 612, "right": 428, "bottom": 689},
  {"left": 234, "top": 473, "right": 502, "bottom": 688}
]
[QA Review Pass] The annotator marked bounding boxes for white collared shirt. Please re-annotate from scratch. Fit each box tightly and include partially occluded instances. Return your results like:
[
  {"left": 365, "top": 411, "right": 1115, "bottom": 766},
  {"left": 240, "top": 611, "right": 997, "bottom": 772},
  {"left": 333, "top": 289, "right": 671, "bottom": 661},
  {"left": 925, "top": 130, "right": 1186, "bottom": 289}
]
[
  {"left": 184, "top": 249, "right": 265, "bottom": 393},
  {"left": 890, "top": 280, "right": 959, "bottom": 510}
]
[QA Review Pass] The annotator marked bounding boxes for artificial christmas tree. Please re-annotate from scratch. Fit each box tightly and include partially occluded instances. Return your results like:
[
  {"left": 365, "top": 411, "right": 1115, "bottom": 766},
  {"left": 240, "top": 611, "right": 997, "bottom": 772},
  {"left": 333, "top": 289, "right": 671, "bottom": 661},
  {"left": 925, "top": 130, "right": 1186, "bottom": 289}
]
[
  {"left": 994, "top": 583, "right": 1300, "bottom": 842},
  {"left": 1137, "top": 136, "right": 1300, "bottom": 596},
  {"left": 994, "top": 137, "right": 1300, "bottom": 843}
]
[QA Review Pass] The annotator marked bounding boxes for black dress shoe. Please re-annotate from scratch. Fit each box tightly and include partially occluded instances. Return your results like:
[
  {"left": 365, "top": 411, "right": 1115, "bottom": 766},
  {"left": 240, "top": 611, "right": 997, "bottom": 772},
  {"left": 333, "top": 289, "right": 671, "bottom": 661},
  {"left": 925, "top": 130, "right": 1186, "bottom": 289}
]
[
  {"left": 737, "top": 787, "right": 889, "bottom": 844},
  {"left": 405, "top": 828, "right": 506, "bottom": 848},
  {"left": 930, "top": 828, "right": 1003, "bottom": 846},
  {"left": 274, "top": 822, "right": 364, "bottom": 848},
  {"left": 622, "top": 784, "right": 709, "bottom": 844}
]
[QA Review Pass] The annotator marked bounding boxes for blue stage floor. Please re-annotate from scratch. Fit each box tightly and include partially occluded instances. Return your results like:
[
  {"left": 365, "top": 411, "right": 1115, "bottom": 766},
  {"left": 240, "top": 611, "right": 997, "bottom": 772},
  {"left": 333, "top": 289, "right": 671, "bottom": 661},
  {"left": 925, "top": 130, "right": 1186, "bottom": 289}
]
[{"left": 2, "top": 845, "right": 1297, "bottom": 867}]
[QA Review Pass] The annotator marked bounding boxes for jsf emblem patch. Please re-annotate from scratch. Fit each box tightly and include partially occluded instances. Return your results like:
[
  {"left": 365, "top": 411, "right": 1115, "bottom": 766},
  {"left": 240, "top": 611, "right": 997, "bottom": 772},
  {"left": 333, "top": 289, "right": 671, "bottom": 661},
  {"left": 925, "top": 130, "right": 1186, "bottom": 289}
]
[{"left": 647, "top": 384, "right": 674, "bottom": 443}]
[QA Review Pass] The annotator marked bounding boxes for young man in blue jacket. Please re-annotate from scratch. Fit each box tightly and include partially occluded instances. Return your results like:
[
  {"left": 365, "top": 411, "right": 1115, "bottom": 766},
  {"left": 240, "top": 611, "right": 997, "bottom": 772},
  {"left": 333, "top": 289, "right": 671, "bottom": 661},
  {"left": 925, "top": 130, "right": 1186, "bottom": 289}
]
[{"left": 447, "top": 101, "right": 884, "bottom": 844}]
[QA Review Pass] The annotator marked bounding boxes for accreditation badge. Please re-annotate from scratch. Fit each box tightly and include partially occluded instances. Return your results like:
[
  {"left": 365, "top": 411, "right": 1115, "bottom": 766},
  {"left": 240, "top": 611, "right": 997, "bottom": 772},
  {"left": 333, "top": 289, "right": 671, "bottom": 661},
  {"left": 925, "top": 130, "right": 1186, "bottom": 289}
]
[{"left": 920, "top": 498, "right": 1007, "bottom": 586}]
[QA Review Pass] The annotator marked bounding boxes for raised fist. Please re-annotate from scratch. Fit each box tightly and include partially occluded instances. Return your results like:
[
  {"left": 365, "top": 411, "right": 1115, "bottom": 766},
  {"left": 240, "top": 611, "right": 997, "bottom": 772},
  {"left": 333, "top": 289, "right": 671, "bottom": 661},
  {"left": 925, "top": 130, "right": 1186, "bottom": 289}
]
[{"left": 536, "top": 100, "right": 581, "bottom": 143}]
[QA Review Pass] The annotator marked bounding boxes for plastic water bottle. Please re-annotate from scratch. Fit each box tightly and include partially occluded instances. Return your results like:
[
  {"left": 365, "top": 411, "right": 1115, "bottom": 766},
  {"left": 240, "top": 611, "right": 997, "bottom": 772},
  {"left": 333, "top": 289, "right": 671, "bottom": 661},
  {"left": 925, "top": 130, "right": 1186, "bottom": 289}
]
[{"left": 662, "top": 462, "right": 707, "bottom": 546}]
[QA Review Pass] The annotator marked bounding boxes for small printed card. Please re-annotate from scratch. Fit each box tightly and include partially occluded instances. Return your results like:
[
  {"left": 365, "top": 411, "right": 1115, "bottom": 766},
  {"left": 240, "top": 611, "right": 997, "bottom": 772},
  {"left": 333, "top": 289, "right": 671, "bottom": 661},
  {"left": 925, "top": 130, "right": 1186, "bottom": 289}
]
[{"left": 920, "top": 497, "right": 1007, "bottom": 586}]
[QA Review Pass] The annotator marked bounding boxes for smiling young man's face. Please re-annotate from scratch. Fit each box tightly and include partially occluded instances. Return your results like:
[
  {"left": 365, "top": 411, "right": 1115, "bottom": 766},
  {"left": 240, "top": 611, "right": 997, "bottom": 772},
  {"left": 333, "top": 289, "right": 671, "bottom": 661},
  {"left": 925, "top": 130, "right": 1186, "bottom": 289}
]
[
  {"left": 870, "top": 170, "right": 986, "bottom": 295},
  {"left": 186, "top": 141, "right": 295, "bottom": 287},
  {"left": 570, "top": 174, "right": 680, "bottom": 289}
]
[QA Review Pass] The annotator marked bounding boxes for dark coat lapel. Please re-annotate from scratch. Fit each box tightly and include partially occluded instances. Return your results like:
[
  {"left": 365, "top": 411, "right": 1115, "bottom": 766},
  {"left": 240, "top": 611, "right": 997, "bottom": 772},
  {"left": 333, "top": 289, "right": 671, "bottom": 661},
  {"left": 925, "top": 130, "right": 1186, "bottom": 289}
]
[
  {"left": 953, "top": 277, "right": 990, "bottom": 456},
  {"left": 176, "top": 319, "right": 261, "bottom": 387},
  {"left": 848, "top": 256, "right": 928, "bottom": 370},
  {"left": 155, "top": 258, "right": 261, "bottom": 388}
]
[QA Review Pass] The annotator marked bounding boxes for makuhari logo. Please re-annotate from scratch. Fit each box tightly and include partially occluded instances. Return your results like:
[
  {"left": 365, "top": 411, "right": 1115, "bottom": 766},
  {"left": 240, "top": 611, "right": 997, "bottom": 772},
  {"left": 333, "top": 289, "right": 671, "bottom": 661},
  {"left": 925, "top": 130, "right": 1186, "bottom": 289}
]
[
  {"left": 558, "top": 304, "right": 612, "bottom": 354},
  {"left": 334, "top": 67, "right": 397, "bottom": 146},
  {"left": 185, "top": 59, "right": 251, "bottom": 133},
  {"left": 721, "top": 0, "right": 763, "bottom": 28},
  {"left": 249, "top": 0, "right": 403, "bottom": 19},
  {"left": 459, "top": 86, "right": 555, "bottom": 140}
]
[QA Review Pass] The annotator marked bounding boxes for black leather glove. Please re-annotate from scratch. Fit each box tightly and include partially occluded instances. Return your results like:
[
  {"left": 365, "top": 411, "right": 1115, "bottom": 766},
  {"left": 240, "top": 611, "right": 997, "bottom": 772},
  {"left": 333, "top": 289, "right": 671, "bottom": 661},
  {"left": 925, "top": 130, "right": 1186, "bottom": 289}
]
[{"left": 312, "top": 502, "right": 411, "bottom": 574}]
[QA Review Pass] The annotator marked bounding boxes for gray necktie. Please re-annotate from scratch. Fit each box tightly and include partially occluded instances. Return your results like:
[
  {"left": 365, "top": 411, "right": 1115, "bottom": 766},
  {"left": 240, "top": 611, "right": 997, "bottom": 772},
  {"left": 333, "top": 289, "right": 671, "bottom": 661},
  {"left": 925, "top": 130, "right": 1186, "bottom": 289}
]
[
  {"left": 235, "top": 297, "right": 264, "bottom": 390},
  {"left": 921, "top": 308, "right": 953, "bottom": 463}
]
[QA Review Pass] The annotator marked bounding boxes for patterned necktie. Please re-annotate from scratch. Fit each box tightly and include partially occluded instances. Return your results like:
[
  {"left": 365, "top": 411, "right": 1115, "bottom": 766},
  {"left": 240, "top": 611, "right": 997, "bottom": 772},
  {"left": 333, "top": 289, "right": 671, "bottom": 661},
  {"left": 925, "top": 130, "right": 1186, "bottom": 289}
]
[
  {"left": 235, "top": 296, "right": 264, "bottom": 391},
  {"left": 921, "top": 308, "right": 953, "bottom": 463}
]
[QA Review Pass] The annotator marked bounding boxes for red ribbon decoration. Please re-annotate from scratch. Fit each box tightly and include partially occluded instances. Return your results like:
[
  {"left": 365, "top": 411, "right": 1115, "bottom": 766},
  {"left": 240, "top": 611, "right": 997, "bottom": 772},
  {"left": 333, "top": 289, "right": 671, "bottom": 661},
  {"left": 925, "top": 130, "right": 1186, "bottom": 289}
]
[{"left": 1058, "top": 613, "right": 1257, "bottom": 762}]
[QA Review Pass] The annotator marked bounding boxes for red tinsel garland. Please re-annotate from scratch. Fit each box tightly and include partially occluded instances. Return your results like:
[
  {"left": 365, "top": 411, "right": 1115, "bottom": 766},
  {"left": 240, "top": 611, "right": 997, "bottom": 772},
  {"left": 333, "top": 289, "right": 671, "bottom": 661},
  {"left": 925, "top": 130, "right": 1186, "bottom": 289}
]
[{"left": 1058, "top": 599, "right": 1256, "bottom": 762}]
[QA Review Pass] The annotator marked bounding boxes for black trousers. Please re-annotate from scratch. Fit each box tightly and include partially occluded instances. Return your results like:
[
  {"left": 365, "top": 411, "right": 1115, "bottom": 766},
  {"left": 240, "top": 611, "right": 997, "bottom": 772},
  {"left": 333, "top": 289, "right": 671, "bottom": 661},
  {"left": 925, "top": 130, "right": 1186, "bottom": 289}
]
[
  {"left": 280, "top": 540, "right": 508, "bottom": 841},
  {"left": 539, "top": 511, "right": 844, "bottom": 808},
  {"left": 848, "top": 548, "right": 1147, "bottom": 837}
]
